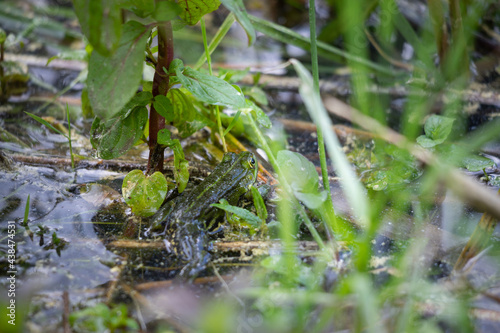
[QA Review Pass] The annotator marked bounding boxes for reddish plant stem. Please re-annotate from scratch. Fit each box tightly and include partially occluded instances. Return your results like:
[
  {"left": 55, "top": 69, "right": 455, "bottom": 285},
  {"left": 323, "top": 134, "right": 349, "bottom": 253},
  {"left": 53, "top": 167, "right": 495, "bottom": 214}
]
[
  {"left": 147, "top": 21, "right": 174, "bottom": 173},
  {"left": 449, "top": 0, "right": 469, "bottom": 79},
  {"left": 428, "top": 0, "right": 449, "bottom": 66}
]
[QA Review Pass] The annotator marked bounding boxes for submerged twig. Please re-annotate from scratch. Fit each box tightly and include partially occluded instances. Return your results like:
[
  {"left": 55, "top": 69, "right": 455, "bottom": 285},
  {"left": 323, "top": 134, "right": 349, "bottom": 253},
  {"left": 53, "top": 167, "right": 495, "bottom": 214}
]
[
  {"left": 108, "top": 239, "right": 320, "bottom": 253},
  {"left": 8, "top": 153, "right": 212, "bottom": 177},
  {"left": 62, "top": 290, "right": 70, "bottom": 333}
]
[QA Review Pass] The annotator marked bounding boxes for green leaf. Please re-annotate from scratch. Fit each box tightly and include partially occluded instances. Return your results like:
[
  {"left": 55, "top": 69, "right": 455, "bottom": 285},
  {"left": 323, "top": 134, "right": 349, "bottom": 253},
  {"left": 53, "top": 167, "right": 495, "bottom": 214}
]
[
  {"left": 157, "top": 129, "right": 190, "bottom": 192},
  {"left": 423, "top": 115, "right": 455, "bottom": 143},
  {"left": 277, "top": 150, "right": 327, "bottom": 209},
  {"left": 416, "top": 135, "right": 438, "bottom": 148},
  {"left": 46, "top": 50, "right": 89, "bottom": 65},
  {"left": 211, "top": 202, "right": 262, "bottom": 227},
  {"left": 175, "top": 66, "right": 246, "bottom": 109},
  {"left": 277, "top": 150, "right": 319, "bottom": 193},
  {"left": 0, "top": 28, "right": 6, "bottom": 44},
  {"left": 169, "top": 58, "right": 184, "bottom": 73},
  {"left": 153, "top": 0, "right": 182, "bottom": 21},
  {"left": 220, "top": 112, "right": 245, "bottom": 137},
  {"left": 246, "top": 99, "right": 271, "bottom": 128},
  {"left": 461, "top": 155, "right": 495, "bottom": 172},
  {"left": 122, "top": 170, "right": 169, "bottom": 217},
  {"left": 118, "top": 0, "right": 155, "bottom": 17},
  {"left": 168, "top": 88, "right": 210, "bottom": 137},
  {"left": 90, "top": 103, "right": 148, "bottom": 159},
  {"left": 250, "top": 186, "right": 268, "bottom": 221},
  {"left": 177, "top": 0, "right": 220, "bottom": 25},
  {"left": 153, "top": 95, "right": 174, "bottom": 122},
  {"left": 223, "top": 110, "right": 242, "bottom": 136},
  {"left": 87, "top": 21, "right": 151, "bottom": 120},
  {"left": 219, "top": 67, "right": 250, "bottom": 83},
  {"left": 73, "top": 0, "right": 122, "bottom": 56},
  {"left": 25, "top": 112, "right": 68, "bottom": 138},
  {"left": 242, "top": 85, "right": 268, "bottom": 105},
  {"left": 220, "top": 0, "right": 255, "bottom": 46}
]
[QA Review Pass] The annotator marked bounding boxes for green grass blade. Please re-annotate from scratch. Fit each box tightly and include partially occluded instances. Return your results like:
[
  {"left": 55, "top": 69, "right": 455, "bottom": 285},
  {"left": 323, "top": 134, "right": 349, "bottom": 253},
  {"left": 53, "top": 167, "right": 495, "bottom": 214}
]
[
  {"left": 25, "top": 112, "right": 68, "bottom": 138},
  {"left": 23, "top": 194, "right": 30, "bottom": 226},
  {"left": 290, "top": 59, "right": 370, "bottom": 228},
  {"left": 222, "top": 109, "right": 242, "bottom": 136}
]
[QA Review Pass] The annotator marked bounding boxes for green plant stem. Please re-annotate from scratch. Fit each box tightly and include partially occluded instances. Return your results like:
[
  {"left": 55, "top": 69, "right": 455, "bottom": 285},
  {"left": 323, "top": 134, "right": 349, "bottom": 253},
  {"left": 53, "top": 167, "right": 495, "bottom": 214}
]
[
  {"left": 0, "top": 42, "right": 5, "bottom": 99},
  {"left": 194, "top": 13, "right": 236, "bottom": 70},
  {"left": 201, "top": 17, "right": 227, "bottom": 152},
  {"left": 428, "top": 0, "right": 448, "bottom": 63},
  {"left": 66, "top": 105, "right": 74, "bottom": 169},
  {"left": 482, "top": 168, "right": 490, "bottom": 182},
  {"left": 148, "top": 21, "right": 173, "bottom": 173},
  {"left": 201, "top": 18, "right": 213, "bottom": 76},
  {"left": 246, "top": 114, "right": 326, "bottom": 250},
  {"left": 308, "top": 0, "right": 336, "bottom": 235}
]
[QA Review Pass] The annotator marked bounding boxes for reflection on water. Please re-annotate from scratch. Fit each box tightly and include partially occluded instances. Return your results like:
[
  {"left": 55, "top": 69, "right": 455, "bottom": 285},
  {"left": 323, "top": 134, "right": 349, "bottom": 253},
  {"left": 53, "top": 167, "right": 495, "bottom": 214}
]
[{"left": 0, "top": 163, "right": 123, "bottom": 292}]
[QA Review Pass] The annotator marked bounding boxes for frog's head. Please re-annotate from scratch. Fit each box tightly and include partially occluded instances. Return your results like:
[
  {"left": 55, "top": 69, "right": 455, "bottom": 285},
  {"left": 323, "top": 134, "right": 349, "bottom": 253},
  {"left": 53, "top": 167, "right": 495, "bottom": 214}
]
[{"left": 238, "top": 151, "right": 258, "bottom": 188}]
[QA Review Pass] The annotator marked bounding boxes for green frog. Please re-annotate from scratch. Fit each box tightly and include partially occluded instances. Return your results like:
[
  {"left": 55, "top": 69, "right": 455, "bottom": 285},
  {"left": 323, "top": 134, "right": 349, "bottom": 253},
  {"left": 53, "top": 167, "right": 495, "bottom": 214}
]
[{"left": 148, "top": 151, "right": 258, "bottom": 277}]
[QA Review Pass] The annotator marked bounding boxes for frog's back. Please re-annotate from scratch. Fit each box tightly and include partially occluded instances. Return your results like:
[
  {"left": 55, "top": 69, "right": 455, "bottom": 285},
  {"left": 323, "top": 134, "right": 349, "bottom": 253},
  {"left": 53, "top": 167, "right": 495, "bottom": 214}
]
[{"left": 167, "top": 152, "right": 256, "bottom": 224}]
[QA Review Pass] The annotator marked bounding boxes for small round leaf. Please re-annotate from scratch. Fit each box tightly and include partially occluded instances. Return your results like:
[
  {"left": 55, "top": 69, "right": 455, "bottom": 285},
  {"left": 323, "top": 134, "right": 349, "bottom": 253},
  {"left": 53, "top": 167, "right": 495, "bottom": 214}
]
[{"left": 122, "top": 170, "right": 168, "bottom": 217}]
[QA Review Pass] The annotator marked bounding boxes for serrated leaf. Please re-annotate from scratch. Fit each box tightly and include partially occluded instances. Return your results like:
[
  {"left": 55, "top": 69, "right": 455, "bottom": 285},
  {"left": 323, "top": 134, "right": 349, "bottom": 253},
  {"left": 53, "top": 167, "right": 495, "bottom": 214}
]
[
  {"left": 122, "top": 170, "right": 168, "bottom": 217},
  {"left": 87, "top": 21, "right": 151, "bottom": 120},
  {"left": 220, "top": 0, "right": 255, "bottom": 46},
  {"left": 153, "top": 0, "right": 182, "bottom": 21},
  {"left": 211, "top": 202, "right": 262, "bottom": 227},
  {"left": 73, "top": 0, "right": 122, "bottom": 56},
  {"left": 424, "top": 115, "right": 454, "bottom": 143},
  {"left": 175, "top": 66, "right": 246, "bottom": 109},
  {"left": 177, "top": 0, "right": 220, "bottom": 25},
  {"left": 118, "top": 0, "right": 155, "bottom": 17},
  {"left": 246, "top": 99, "right": 271, "bottom": 128},
  {"left": 168, "top": 89, "right": 194, "bottom": 123},
  {"left": 169, "top": 58, "right": 184, "bottom": 73},
  {"left": 123, "top": 91, "right": 153, "bottom": 116},
  {"left": 462, "top": 155, "right": 495, "bottom": 172},
  {"left": 90, "top": 105, "right": 148, "bottom": 159},
  {"left": 168, "top": 88, "right": 209, "bottom": 137},
  {"left": 153, "top": 95, "right": 174, "bottom": 121}
]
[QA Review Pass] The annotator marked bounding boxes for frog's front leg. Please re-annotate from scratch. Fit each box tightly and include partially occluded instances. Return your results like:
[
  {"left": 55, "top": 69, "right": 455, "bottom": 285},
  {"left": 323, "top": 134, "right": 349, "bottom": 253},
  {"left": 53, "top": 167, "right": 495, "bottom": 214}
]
[
  {"left": 146, "top": 200, "right": 176, "bottom": 237},
  {"left": 174, "top": 220, "right": 211, "bottom": 278}
]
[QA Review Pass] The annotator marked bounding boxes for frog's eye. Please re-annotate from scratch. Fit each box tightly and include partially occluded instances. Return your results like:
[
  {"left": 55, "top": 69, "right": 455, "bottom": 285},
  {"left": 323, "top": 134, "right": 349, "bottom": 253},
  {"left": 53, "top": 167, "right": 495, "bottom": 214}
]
[{"left": 249, "top": 157, "right": 256, "bottom": 167}]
